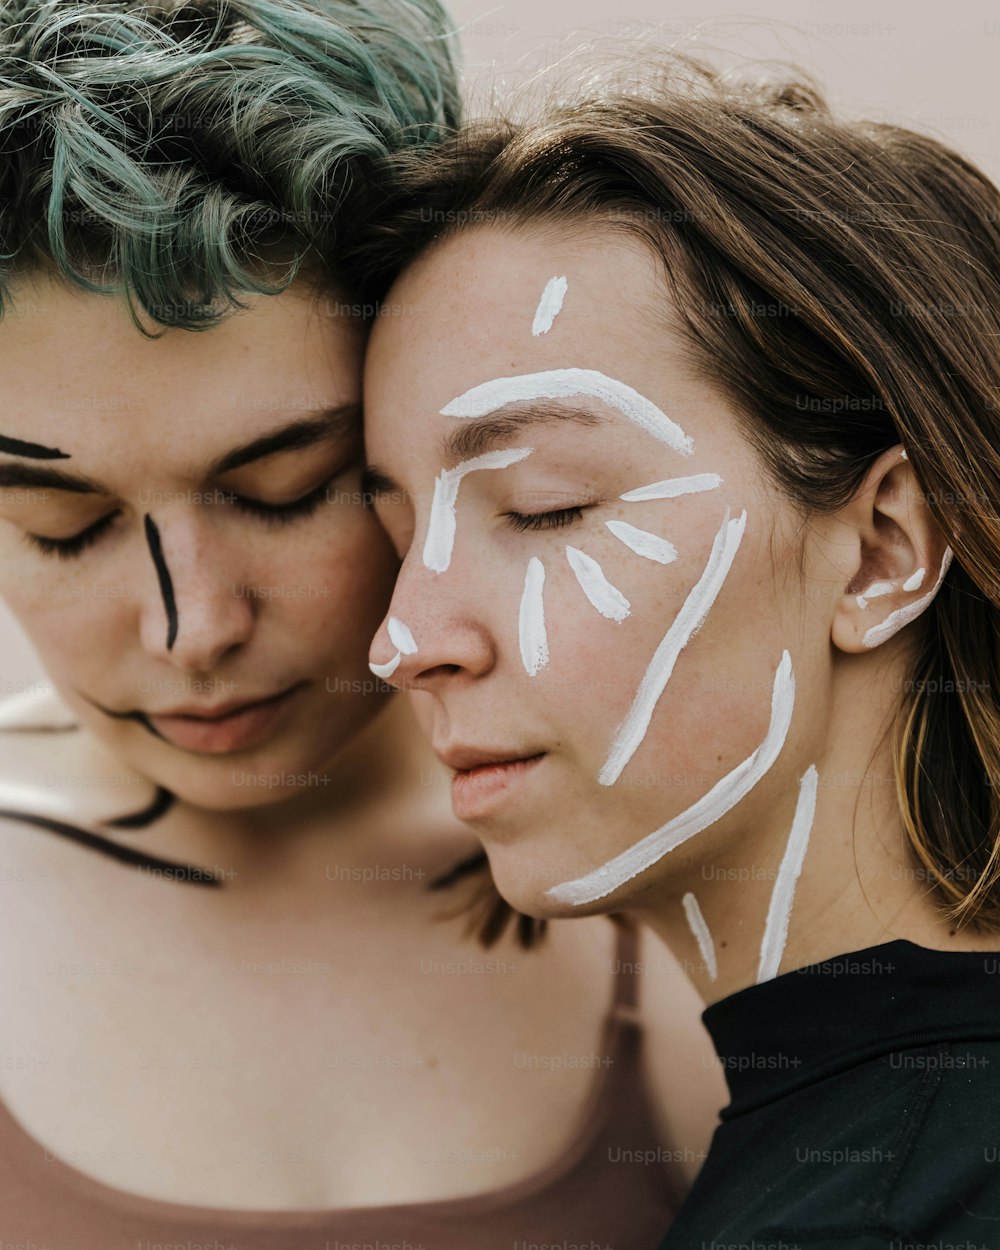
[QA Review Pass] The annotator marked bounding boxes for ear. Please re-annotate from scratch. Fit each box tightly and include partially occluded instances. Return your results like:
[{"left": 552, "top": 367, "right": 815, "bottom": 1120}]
[{"left": 830, "top": 445, "right": 953, "bottom": 655}]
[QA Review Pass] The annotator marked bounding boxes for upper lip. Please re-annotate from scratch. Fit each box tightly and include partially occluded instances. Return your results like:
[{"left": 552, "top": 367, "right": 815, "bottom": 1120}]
[
  {"left": 150, "top": 685, "right": 300, "bottom": 721},
  {"left": 437, "top": 744, "right": 545, "bottom": 772}
]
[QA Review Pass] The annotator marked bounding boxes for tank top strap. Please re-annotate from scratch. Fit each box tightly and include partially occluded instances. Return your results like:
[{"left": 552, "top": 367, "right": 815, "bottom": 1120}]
[{"left": 609, "top": 919, "right": 643, "bottom": 1024}]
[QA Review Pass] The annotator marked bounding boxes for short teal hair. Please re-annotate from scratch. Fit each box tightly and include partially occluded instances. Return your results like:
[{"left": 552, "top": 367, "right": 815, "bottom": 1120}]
[{"left": 0, "top": 0, "right": 459, "bottom": 329}]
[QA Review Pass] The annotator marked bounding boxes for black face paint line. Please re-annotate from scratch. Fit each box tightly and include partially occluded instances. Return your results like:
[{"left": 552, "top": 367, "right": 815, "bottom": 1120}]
[
  {"left": 78, "top": 692, "right": 166, "bottom": 742},
  {"left": 104, "top": 785, "right": 175, "bottom": 830},
  {"left": 143, "top": 514, "right": 179, "bottom": 651},
  {"left": 0, "top": 807, "right": 221, "bottom": 887},
  {"left": 0, "top": 433, "right": 71, "bottom": 460}
]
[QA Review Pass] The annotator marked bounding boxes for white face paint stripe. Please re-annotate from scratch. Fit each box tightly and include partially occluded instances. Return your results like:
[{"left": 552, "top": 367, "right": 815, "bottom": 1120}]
[
  {"left": 423, "top": 447, "right": 534, "bottom": 574},
  {"left": 902, "top": 567, "right": 926, "bottom": 592},
  {"left": 531, "top": 276, "right": 568, "bottom": 337},
  {"left": 620, "top": 473, "right": 722, "bottom": 502},
  {"left": 369, "top": 652, "right": 402, "bottom": 680},
  {"left": 441, "top": 369, "right": 693, "bottom": 456},
  {"left": 387, "top": 616, "right": 417, "bottom": 655},
  {"left": 519, "top": 557, "right": 549, "bottom": 676},
  {"left": 546, "top": 651, "right": 795, "bottom": 906},
  {"left": 682, "top": 892, "right": 718, "bottom": 982},
  {"left": 606, "top": 519, "right": 678, "bottom": 566},
  {"left": 861, "top": 548, "right": 953, "bottom": 649},
  {"left": 0, "top": 779, "right": 76, "bottom": 819},
  {"left": 756, "top": 764, "right": 818, "bottom": 984},
  {"left": 565, "top": 546, "right": 630, "bottom": 622},
  {"left": 600, "top": 509, "right": 747, "bottom": 787}
]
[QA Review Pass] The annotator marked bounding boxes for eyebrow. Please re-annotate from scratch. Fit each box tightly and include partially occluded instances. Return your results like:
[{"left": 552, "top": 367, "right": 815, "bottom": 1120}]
[
  {"left": 0, "top": 406, "right": 362, "bottom": 498},
  {"left": 0, "top": 433, "right": 71, "bottom": 460},
  {"left": 363, "top": 401, "right": 604, "bottom": 500}
]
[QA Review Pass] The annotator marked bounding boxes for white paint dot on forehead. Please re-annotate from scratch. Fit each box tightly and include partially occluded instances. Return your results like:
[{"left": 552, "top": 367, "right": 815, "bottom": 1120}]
[
  {"left": 621, "top": 473, "right": 723, "bottom": 502},
  {"left": 565, "top": 546, "right": 630, "bottom": 622},
  {"left": 756, "top": 764, "right": 818, "bottom": 984},
  {"left": 606, "top": 519, "right": 678, "bottom": 566},
  {"left": 682, "top": 892, "right": 718, "bottom": 982},
  {"left": 546, "top": 650, "right": 795, "bottom": 906},
  {"left": 423, "top": 447, "right": 534, "bottom": 574},
  {"left": 861, "top": 547, "right": 953, "bottom": 649},
  {"left": 387, "top": 616, "right": 417, "bottom": 655},
  {"left": 600, "top": 509, "right": 747, "bottom": 788},
  {"left": 519, "top": 557, "right": 549, "bottom": 676},
  {"left": 441, "top": 369, "right": 694, "bottom": 456},
  {"left": 531, "top": 276, "right": 568, "bottom": 336}
]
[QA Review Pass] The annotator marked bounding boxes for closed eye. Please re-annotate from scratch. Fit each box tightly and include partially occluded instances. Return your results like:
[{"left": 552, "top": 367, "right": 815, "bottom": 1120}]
[
  {"left": 229, "top": 475, "right": 334, "bottom": 524},
  {"left": 25, "top": 511, "right": 122, "bottom": 560},
  {"left": 505, "top": 506, "right": 586, "bottom": 533}
]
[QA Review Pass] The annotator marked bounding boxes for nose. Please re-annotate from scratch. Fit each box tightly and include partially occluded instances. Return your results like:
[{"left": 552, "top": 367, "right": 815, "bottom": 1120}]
[
  {"left": 138, "top": 512, "right": 254, "bottom": 671},
  {"left": 368, "top": 556, "right": 495, "bottom": 691}
]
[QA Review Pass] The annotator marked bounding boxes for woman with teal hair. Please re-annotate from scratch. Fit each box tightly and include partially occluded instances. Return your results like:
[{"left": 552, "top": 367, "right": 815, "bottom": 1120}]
[{"left": 0, "top": 1, "right": 719, "bottom": 1245}]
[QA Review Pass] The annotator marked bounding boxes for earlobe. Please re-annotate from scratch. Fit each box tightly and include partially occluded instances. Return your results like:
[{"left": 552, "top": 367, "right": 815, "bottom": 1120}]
[{"left": 829, "top": 445, "right": 952, "bottom": 655}]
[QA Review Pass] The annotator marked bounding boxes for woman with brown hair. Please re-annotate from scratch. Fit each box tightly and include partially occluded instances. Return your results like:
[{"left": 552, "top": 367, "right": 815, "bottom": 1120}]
[{"left": 356, "top": 53, "right": 1000, "bottom": 1247}]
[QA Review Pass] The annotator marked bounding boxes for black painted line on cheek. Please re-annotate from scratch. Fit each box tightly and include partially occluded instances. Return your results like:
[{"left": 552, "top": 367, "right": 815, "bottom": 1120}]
[
  {"left": 78, "top": 692, "right": 166, "bottom": 742},
  {"left": 0, "top": 433, "right": 71, "bottom": 460},
  {"left": 0, "top": 808, "right": 221, "bottom": 886},
  {"left": 104, "top": 785, "right": 175, "bottom": 830},
  {"left": 143, "top": 514, "right": 179, "bottom": 651}
]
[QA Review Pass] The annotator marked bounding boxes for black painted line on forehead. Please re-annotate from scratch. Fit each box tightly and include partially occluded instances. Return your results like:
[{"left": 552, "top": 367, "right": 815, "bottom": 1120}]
[
  {"left": 0, "top": 807, "right": 221, "bottom": 886},
  {"left": 0, "top": 433, "right": 71, "bottom": 460},
  {"left": 103, "top": 786, "right": 175, "bottom": 830},
  {"left": 143, "top": 514, "right": 179, "bottom": 651}
]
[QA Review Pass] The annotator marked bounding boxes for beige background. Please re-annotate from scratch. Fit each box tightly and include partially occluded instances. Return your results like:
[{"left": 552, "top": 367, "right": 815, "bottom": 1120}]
[{"left": 1, "top": 0, "right": 996, "bottom": 690}]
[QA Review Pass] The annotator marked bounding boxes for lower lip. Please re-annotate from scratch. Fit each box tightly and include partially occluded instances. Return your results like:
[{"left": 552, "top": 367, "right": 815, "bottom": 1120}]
[
  {"left": 451, "top": 754, "right": 545, "bottom": 821},
  {"left": 148, "top": 685, "right": 304, "bottom": 755}
]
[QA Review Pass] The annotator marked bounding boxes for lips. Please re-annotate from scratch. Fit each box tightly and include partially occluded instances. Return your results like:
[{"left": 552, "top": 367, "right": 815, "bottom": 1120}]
[
  {"left": 145, "top": 683, "right": 306, "bottom": 754},
  {"left": 441, "top": 744, "right": 547, "bottom": 821}
]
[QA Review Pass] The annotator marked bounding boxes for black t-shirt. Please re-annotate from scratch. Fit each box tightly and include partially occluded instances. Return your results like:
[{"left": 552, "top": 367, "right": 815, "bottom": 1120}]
[{"left": 659, "top": 939, "right": 1000, "bottom": 1250}]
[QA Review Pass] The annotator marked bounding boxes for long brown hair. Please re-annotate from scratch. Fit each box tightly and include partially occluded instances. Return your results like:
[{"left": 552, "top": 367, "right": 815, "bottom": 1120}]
[{"left": 353, "top": 53, "right": 1000, "bottom": 932}]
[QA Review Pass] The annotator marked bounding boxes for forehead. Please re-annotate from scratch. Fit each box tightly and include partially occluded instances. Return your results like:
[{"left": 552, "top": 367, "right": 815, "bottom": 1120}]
[
  {"left": 364, "top": 227, "right": 679, "bottom": 431},
  {"left": 0, "top": 276, "right": 362, "bottom": 464}
]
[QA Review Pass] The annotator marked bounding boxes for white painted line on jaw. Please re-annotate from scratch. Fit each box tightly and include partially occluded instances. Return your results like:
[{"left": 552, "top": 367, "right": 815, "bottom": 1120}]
[
  {"left": 607, "top": 519, "right": 678, "bottom": 565},
  {"left": 423, "top": 447, "right": 534, "bottom": 574},
  {"left": 531, "top": 276, "right": 568, "bottom": 336},
  {"left": 682, "top": 892, "right": 718, "bottom": 981},
  {"left": 862, "top": 548, "right": 953, "bottom": 648},
  {"left": 441, "top": 369, "right": 693, "bottom": 456},
  {"left": 519, "top": 557, "right": 549, "bottom": 676},
  {"left": 756, "top": 764, "right": 818, "bottom": 984},
  {"left": 547, "top": 651, "right": 795, "bottom": 906},
  {"left": 566, "top": 546, "right": 630, "bottom": 622},
  {"left": 600, "top": 509, "right": 747, "bottom": 787},
  {"left": 621, "top": 473, "right": 722, "bottom": 502}
]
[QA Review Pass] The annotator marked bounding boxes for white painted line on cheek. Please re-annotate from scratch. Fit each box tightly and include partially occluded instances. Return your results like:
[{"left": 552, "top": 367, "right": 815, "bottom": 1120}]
[
  {"left": 620, "top": 473, "right": 723, "bottom": 502},
  {"left": 861, "top": 548, "right": 953, "bottom": 649},
  {"left": 902, "top": 567, "right": 926, "bottom": 592},
  {"left": 565, "top": 546, "right": 631, "bottom": 622},
  {"left": 546, "top": 651, "right": 796, "bottom": 906},
  {"left": 369, "top": 652, "right": 402, "bottom": 680},
  {"left": 441, "top": 369, "right": 693, "bottom": 456},
  {"left": 599, "top": 509, "right": 747, "bottom": 787},
  {"left": 756, "top": 764, "right": 818, "bottom": 984},
  {"left": 531, "top": 276, "right": 568, "bottom": 336},
  {"left": 422, "top": 447, "right": 534, "bottom": 574},
  {"left": 682, "top": 892, "right": 718, "bottom": 982},
  {"left": 519, "top": 557, "right": 549, "bottom": 676},
  {"left": 388, "top": 616, "right": 417, "bottom": 655},
  {"left": 606, "top": 519, "right": 678, "bottom": 565}
]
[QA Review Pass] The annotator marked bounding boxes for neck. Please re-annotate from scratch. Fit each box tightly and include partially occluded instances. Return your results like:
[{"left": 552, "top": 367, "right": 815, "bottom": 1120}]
[{"left": 633, "top": 646, "right": 1000, "bottom": 1004}]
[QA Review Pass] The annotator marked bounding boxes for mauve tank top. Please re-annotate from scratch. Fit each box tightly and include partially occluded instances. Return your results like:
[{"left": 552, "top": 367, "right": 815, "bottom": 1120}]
[{"left": 0, "top": 926, "right": 682, "bottom": 1248}]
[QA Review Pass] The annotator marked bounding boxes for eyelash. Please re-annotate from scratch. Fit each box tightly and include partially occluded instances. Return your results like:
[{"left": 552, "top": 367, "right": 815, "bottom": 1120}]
[
  {"left": 26, "top": 476, "right": 336, "bottom": 560},
  {"left": 505, "top": 506, "right": 586, "bottom": 533}
]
